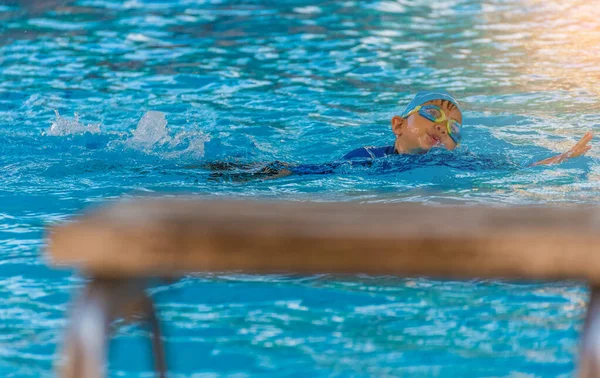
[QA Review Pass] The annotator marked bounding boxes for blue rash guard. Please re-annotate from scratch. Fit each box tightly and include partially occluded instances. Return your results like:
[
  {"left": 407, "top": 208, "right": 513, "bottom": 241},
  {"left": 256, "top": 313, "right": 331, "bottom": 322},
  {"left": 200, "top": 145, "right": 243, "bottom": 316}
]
[
  {"left": 206, "top": 146, "right": 519, "bottom": 181},
  {"left": 288, "top": 146, "right": 397, "bottom": 175},
  {"left": 285, "top": 146, "right": 520, "bottom": 176},
  {"left": 341, "top": 145, "right": 397, "bottom": 160}
]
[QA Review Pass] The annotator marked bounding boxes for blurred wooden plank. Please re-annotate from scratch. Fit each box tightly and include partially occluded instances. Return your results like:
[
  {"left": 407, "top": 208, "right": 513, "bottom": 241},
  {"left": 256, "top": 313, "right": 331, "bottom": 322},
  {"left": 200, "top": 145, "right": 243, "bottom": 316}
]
[{"left": 46, "top": 198, "right": 600, "bottom": 282}]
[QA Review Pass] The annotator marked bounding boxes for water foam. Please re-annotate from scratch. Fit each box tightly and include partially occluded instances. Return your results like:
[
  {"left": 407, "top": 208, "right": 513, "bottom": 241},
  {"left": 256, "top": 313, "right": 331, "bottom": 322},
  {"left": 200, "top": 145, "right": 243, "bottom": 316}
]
[
  {"left": 130, "top": 111, "right": 169, "bottom": 147},
  {"left": 127, "top": 111, "right": 209, "bottom": 160},
  {"left": 46, "top": 110, "right": 209, "bottom": 161},
  {"left": 46, "top": 110, "right": 101, "bottom": 136}
]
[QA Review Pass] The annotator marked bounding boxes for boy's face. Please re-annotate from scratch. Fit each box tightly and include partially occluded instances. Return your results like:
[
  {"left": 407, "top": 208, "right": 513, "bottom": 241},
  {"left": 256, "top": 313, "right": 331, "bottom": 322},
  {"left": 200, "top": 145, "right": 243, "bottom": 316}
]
[{"left": 392, "top": 99, "right": 463, "bottom": 153}]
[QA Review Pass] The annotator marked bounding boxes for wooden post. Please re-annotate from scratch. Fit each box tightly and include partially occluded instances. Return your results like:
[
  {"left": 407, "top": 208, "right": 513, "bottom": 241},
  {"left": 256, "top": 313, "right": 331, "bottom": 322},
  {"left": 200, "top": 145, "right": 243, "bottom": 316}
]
[
  {"left": 146, "top": 297, "right": 167, "bottom": 377},
  {"left": 60, "top": 278, "right": 166, "bottom": 378},
  {"left": 581, "top": 287, "right": 600, "bottom": 378},
  {"left": 61, "top": 279, "right": 111, "bottom": 378}
]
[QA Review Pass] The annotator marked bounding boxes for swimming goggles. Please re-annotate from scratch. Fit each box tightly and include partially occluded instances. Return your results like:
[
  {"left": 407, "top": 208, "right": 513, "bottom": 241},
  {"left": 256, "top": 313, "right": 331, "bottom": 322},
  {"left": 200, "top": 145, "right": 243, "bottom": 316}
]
[{"left": 405, "top": 105, "right": 462, "bottom": 145}]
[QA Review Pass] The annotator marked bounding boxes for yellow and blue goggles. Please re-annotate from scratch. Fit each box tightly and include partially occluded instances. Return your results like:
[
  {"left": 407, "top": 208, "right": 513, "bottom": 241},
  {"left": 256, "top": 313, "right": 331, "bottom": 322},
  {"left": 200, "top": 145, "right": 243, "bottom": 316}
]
[{"left": 405, "top": 104, "right": 462, "bottom": 145}]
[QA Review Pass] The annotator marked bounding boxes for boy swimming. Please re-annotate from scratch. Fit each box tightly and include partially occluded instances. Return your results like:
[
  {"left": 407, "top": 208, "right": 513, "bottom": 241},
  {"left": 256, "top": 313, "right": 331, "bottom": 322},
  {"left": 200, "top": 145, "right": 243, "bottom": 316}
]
[{"left": 206, "top": 90, "right": 593, "bottom": 181}]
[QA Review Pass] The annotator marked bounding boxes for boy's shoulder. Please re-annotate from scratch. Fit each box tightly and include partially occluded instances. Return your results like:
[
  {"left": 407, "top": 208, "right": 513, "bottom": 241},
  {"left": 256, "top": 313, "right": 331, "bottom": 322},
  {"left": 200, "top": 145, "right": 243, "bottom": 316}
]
[{"left": 342, "top": 146, "right": 396, "bottom": 160}]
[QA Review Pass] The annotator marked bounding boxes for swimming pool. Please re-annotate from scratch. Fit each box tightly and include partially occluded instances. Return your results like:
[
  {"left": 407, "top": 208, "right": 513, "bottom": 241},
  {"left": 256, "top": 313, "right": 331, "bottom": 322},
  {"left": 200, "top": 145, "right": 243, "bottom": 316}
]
[{"left": 0, "top": 0, "right": 598, "bottom": 376}]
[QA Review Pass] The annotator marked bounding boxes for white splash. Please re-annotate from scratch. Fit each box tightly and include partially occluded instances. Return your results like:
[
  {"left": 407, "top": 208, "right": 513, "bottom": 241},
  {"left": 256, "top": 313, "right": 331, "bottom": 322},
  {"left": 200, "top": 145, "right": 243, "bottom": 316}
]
[
  {"left": 128, "top": 111, "right": 209, "bottom": 160},
  {"left": 47, "top": 110, "right": 101, "bottom": 136},
  {"left": 46, "top": 109, "right": 209, "bottom": 161},
  {"left": 166, "top": 130, "right": 209, "bottom": 160},
  {"left": 131, "top": 111, "right": 169, "bottom": 147}
]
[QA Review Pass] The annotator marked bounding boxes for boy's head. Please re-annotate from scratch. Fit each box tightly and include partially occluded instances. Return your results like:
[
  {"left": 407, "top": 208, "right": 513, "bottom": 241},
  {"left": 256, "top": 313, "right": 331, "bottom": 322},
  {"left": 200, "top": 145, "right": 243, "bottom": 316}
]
[{"left": 391, "top": 90, "right": 462, "bottom": 154}]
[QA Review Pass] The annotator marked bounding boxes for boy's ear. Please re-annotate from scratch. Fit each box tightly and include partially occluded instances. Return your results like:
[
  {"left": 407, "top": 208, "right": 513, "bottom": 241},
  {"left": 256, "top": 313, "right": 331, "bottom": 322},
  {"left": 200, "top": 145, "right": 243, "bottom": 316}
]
[{"left": 391, "top": 116, "right": 405, "bottom": 136}]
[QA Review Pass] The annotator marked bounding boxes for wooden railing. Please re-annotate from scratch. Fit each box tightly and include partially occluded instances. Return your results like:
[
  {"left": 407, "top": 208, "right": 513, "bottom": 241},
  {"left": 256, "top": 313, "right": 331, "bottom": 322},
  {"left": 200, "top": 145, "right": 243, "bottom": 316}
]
[{"left": 46, "top": 198, "right": 600, "bottom": 377}]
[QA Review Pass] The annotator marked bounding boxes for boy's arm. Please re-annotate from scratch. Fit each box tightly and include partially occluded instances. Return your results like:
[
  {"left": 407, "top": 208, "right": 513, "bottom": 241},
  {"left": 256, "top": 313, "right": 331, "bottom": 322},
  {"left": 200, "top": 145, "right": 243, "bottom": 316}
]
[
  {"left": 204, "top": 161, "right": 293, "bottom": 182},
  {"left": 530, "top": 132, "right": 593, "bottom": 166}
]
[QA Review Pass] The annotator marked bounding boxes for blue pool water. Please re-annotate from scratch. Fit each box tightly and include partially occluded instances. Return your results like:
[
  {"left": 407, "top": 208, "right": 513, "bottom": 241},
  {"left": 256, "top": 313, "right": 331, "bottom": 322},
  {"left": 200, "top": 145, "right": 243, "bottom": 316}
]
[{"left": 1, "top": 0, "right": 599, "bottom": 376}]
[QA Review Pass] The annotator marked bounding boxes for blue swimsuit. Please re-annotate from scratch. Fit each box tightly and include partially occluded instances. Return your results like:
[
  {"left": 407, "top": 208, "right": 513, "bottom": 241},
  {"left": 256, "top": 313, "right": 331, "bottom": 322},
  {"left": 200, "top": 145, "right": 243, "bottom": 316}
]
[
  {"left": 206, "top": 145, "right": 518, "bottom": 181},
  {"left": 288, "top": 146, "right": 397, "bottom": 175},
  {"left": 342, "top": 146, "right": 397, "bottom": 160}
]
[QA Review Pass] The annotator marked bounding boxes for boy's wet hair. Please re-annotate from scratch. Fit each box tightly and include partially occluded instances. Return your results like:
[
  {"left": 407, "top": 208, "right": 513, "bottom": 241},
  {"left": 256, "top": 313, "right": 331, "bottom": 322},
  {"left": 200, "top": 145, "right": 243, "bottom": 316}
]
[
  {"left": 401, "top": 90, "right": 460, "bottom": 118},
  {"left": 435, "top": 99, "right": 458, "bottom": 112}
]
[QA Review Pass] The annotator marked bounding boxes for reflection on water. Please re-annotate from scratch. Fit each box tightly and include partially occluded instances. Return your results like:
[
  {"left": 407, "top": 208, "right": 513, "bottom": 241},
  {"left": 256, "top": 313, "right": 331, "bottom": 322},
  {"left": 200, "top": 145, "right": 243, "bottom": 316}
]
[
  {"left": 498, "top": 1, "right": 600, "bottom": 100},
  {"left": 0, "top": 0, "right": 599, "bottom": 376}
]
